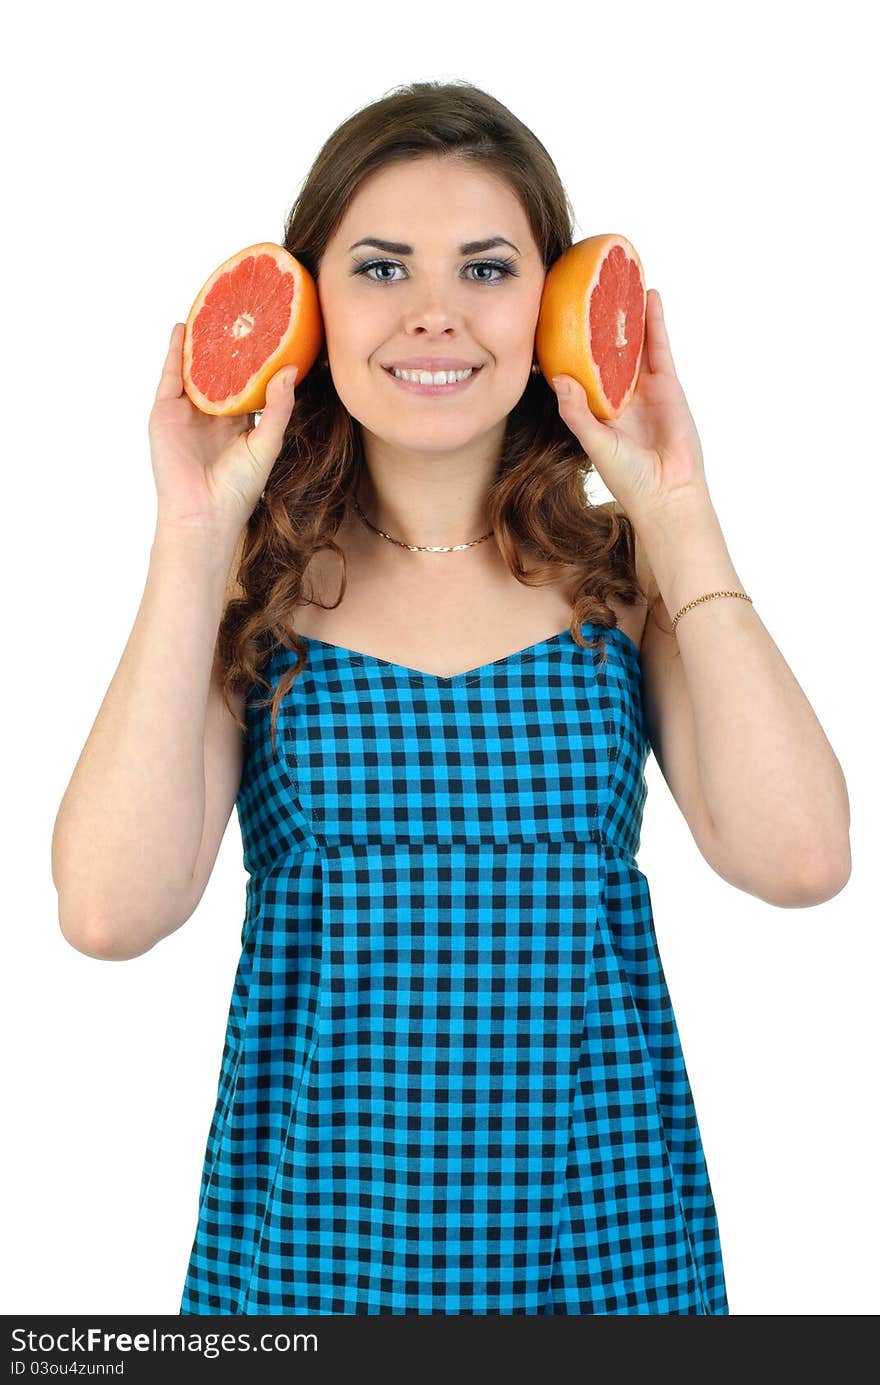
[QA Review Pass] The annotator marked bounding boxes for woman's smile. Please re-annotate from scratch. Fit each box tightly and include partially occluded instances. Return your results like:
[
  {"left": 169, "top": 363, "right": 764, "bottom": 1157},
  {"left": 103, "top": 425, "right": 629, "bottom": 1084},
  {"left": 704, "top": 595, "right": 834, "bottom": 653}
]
[{"left": 381, "top": 363, "right": 484, "bottom": 397}]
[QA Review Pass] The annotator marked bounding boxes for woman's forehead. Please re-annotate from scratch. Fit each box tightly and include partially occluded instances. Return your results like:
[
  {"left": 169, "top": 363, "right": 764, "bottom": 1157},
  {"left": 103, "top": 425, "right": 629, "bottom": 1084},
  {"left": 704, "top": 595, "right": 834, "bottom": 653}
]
[{"left": 330, "top": 163, "right": 534, "bottom": 256}]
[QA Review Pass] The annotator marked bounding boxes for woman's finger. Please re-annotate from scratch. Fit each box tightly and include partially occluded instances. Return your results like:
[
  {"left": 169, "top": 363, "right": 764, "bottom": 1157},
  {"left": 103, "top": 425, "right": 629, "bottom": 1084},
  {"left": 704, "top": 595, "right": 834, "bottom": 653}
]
[
  {"left": 242, "top": 366, "right": 298, "bottom": 471},
  {"left": 644, "top": 291, "right": 675, "bottom": 376},
  {"left": 553, "top": 376, "right": 613, "bottom": 452},
  {"left": 154, "top": 323, "right": 184, "bottom": 402}
]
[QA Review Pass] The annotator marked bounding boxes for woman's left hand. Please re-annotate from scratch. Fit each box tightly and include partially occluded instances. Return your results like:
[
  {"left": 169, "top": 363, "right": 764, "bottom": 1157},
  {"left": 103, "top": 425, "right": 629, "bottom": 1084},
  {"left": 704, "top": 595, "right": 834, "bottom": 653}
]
[{"left": 551, "top": 289, "right": 710, "bottom": 526}]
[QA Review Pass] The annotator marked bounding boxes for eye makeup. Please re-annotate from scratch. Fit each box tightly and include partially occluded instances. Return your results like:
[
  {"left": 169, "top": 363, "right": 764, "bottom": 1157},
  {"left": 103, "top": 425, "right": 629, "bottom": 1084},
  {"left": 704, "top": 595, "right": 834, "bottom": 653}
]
[{"left": 350, "top": 257, "right": 520, "bottom": 284}]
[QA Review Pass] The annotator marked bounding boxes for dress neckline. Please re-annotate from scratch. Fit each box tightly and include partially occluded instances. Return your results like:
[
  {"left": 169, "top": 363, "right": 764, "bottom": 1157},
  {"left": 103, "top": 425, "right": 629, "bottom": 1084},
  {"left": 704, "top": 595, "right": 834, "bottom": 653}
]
[{"left": 287, "top": 619, "right": 639, "bottom": 685}]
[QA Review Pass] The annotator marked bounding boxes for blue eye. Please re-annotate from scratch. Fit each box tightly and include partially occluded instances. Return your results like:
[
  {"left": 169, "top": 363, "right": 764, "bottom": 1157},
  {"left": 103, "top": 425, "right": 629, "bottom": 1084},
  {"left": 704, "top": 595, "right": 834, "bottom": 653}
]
[{"left": 351, "top": 257, "right": 518, "bottom": 284}]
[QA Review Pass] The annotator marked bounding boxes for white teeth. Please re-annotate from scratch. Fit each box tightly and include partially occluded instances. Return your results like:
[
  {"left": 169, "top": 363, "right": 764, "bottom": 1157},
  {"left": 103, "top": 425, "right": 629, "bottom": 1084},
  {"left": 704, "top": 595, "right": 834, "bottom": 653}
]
[{"left": 391, "top": 367, "right": 474, "bottom": 385}]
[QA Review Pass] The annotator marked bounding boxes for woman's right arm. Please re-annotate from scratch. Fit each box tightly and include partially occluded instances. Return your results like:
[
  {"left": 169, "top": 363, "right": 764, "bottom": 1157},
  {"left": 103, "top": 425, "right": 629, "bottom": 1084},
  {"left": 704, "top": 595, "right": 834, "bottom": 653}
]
[
  {"left": 51, "top": 322, "right": 299, "bottom": 961},
  {"left": 51, "top": 525, "right": 243, "bottom": 959}
]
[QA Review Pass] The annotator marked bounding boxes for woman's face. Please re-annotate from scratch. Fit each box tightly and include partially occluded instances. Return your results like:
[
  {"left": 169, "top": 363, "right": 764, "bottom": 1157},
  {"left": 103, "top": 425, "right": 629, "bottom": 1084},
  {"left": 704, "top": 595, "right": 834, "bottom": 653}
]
[{"left": 316, "top": 156, "right": 546, "bottom": 456}]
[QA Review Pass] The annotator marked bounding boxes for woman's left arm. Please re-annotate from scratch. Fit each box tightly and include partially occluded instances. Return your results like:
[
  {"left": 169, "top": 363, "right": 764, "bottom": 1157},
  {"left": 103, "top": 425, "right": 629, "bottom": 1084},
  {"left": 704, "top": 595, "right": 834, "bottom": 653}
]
[
  {"left": 552, "top": 289, "right": 852, "bottom": 905},
  {"left": 636, "top": 493, "right": 851, "bottom": 904}
]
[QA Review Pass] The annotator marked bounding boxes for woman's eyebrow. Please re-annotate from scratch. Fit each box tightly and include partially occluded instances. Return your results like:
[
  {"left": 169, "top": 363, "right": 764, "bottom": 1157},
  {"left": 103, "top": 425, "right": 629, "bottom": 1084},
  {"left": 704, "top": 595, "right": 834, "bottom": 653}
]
[{"left": 348, "top": 235, "right": 520, "bottom": 255}]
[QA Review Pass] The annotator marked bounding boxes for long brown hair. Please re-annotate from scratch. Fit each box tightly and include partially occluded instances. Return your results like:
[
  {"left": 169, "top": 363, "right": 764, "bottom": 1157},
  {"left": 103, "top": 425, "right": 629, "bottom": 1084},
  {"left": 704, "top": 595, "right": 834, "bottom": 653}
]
[{"left": 216, "top": 79, "right": 649, "bottom": 753}]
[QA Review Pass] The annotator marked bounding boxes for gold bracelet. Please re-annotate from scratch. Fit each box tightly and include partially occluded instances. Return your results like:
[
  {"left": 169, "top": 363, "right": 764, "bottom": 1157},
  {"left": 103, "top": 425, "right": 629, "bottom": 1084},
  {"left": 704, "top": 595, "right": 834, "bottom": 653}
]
[{"left": 671, "top": 589, "right": 753, "bottom": 631}]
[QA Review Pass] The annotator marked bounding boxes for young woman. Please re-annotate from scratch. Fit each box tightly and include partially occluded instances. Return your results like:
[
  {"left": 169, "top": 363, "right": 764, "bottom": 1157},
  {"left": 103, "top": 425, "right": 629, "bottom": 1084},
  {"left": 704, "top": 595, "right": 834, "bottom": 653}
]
[{"left": 52, "top": 80, "right": 851, "bottom": 1316}]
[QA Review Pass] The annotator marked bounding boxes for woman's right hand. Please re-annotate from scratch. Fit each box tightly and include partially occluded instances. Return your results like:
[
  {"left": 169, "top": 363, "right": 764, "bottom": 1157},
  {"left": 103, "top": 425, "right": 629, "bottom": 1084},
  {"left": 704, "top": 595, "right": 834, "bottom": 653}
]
[{"left": 148, "top": 323, "right": 299, "bottom": 539}]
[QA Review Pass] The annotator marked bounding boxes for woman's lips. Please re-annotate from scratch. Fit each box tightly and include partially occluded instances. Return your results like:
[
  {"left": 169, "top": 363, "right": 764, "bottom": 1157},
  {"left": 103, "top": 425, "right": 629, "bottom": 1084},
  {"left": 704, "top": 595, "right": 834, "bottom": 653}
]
[{"left": 382, "top": 365, "right": 482, "bottom": 397}]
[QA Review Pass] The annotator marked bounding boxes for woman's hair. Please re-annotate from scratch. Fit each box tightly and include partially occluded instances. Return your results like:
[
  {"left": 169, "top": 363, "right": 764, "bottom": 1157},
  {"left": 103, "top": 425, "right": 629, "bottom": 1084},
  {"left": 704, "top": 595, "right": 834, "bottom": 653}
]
[{"left": 216, "top": 79, "right": 651, "bottom": 752}]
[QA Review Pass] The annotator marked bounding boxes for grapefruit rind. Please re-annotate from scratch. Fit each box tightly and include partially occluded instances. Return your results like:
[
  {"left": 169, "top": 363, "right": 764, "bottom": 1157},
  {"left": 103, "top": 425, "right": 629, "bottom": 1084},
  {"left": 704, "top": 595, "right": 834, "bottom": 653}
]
[
  {"left": 182, "top": 242, "right": 323, "bottom": 417},
  {"left": 535, "top": 233, "right": 646, "bottom": 421}
]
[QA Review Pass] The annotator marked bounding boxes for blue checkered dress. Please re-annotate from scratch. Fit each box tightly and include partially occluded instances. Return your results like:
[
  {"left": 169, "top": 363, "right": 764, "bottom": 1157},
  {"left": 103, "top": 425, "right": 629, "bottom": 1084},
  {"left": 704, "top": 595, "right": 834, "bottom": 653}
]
[{"left": 180, "top": 620, "right": 728, "bottom": 1314}]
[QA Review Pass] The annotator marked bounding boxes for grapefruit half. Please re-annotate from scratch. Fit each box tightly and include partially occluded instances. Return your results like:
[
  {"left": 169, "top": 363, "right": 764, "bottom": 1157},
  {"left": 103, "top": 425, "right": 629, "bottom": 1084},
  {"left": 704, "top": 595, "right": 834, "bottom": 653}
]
[
  {"left": 535, "top": 234, "right": 647, "bottom": 420},
  {"left": 182, "top": 242, "right": 323, "bottom": 416}
]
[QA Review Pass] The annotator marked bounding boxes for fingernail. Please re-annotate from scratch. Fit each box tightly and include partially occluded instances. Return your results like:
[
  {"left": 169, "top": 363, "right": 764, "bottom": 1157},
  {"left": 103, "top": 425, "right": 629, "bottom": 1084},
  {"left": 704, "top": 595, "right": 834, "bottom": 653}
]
[
  {"left": 552, "top": 377, "right": 571, "bottom": 398},
  {"left": 286, "top": 368, "right": 299, "bottom": 387}
]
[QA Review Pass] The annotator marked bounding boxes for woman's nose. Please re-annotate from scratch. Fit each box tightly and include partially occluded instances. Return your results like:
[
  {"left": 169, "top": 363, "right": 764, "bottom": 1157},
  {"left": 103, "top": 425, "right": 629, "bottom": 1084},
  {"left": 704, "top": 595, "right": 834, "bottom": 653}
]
[{"left": 403, "top": 299, "right": 466, "bottom": 334}]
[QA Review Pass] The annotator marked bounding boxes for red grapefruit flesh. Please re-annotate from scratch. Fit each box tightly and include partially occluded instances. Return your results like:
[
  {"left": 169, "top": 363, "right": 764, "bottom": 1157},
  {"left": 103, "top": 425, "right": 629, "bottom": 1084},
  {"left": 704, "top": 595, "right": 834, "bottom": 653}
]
[
  {"left": 182, "top": 242, "right": 323, "bottom": 416},
  {"left": 535, "top": 234, "right": 647, "bottom": 420}
]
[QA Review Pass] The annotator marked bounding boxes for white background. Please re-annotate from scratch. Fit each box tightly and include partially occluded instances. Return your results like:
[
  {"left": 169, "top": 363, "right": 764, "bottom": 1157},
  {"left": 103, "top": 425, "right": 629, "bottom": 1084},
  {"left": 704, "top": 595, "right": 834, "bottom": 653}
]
[{"left": 4, "top": 0, "right": 876, "bottom": 1317}]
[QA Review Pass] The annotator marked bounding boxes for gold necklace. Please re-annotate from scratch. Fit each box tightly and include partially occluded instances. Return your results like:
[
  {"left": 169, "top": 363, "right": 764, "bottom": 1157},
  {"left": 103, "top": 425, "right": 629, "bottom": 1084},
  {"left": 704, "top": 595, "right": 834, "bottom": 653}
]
[{"left": 352, "top": 495, "right": 494, "bottom": 554}]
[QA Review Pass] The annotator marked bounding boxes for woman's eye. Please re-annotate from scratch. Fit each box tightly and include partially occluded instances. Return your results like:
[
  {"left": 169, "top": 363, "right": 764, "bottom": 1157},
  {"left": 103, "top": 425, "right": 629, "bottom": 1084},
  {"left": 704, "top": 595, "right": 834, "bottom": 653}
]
[{"left": 351, "top": 258, "right": 517, "bottom": 284}]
